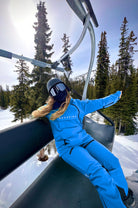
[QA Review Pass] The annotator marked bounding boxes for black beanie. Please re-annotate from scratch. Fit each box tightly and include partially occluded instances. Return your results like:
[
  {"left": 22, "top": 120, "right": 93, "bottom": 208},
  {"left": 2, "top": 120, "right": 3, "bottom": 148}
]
[{"left": 47, "top": 78, "right": 70, "bottom": 94}]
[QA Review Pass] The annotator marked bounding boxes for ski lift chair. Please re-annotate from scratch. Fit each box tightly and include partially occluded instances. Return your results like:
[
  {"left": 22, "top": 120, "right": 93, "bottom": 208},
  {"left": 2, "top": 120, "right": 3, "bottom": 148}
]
[
  {"left": 0, "top": 1, "right": 115, "bottom": 207},
  {"left": 84, "top": 111, "right": 115, "bottom": 152}
]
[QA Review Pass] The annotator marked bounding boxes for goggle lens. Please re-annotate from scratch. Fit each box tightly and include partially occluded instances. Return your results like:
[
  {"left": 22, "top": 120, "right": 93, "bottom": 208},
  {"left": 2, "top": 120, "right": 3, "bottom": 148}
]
[{"left": 50, "top": 83, "right": 66, "bottom": 96}]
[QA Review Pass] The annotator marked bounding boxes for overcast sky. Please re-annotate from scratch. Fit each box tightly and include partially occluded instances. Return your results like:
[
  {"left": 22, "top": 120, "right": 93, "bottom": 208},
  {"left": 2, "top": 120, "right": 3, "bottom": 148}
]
[{"left": 0, "top": 0, "right": 138, "bottom": 89}]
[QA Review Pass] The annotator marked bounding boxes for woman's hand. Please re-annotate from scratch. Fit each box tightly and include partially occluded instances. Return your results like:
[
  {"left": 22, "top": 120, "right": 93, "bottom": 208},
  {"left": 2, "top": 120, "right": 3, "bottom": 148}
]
[{"left": 119, "top": 91, "right": 122, "bottom": 98}]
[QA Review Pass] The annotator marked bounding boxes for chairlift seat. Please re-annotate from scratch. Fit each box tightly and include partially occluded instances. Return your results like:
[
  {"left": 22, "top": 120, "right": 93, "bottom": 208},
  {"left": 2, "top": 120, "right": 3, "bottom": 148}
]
[{"left": 83, "top": 115, "right": 115, "bottom": 151}]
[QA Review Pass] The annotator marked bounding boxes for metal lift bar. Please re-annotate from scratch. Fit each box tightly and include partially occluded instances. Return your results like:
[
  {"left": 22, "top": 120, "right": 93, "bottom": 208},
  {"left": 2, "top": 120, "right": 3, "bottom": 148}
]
[
  {"left": 66, "top": 0, "right": 97, "bottom": 100},
  {"left": 0, "top": 11, "right": 90, "bottom": 74},
  {"left": 82, "top": 21, "right": 95, "bottom": 100},
  {"left": 0, "top": 0, "right": 97, "bottom": 100},
  {"left": 0, "top": 49, "right": 65, "bottom": 73},
  {"left": 66, "top": 0, "right": 98, "bottom": 27},
  {"left": 81, "top": 0, "right": 99, "bottom": 27},
  {"left": 66, "top": 1, "right": 115, "bottom": 126},
  {"left": 0, "top": 13, "right": 91, "bottom": 74},
  {"left": 56, "top": 13, "right": 90, "bottom": 64}
]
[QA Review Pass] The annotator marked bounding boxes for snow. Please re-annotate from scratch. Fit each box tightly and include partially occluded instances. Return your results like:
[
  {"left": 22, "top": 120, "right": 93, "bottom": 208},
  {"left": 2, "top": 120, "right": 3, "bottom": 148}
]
[
  {"left": 0, "top": 108, "right": 30, "bottom": 130},
  {"left": 0, "top": 108, "right": 138, "bottom": 208},
  {"left": 112, "top": 134, "right": 138, "bottom": 177}
]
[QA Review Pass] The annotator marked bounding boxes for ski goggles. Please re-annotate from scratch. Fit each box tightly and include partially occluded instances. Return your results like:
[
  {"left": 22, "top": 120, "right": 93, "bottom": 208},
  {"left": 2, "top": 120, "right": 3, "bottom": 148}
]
[{"left": 49, "top": 83, "right": 66, "bottom": 97}]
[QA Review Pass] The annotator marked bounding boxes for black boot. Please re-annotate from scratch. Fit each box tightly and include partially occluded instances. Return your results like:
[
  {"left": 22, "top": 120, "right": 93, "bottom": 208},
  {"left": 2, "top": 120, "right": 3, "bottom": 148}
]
[
  {"left": 123, "top": 188, "right": 135, "bottom": 208},
  {"left": 117, "top": 187, "right": 135, "bottom": 207}
]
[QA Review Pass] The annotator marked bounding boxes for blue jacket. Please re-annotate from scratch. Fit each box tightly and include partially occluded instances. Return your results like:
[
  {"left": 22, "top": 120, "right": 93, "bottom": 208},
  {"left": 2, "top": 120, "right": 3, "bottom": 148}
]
[{"left": 46, "top": 91, "right": 121, "bottom": 156}]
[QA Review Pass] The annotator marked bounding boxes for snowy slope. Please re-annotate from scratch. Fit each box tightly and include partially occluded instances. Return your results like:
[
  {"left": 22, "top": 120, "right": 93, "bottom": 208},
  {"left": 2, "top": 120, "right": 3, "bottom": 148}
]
[
  {"left": 0, "top": 108, "right": 30, "bottom": 130},
  {"left": 112, "top": 134, "right": 138, "bottom": 177},
  {"left": 0, "top": 109, "right": 138, "bottom": 208}
]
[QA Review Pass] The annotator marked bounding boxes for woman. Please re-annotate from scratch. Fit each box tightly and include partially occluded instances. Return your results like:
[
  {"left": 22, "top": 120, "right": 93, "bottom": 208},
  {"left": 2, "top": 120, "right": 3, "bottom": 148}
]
[{"left": 32, "top": 78, "right": 135, "bottom": 208}]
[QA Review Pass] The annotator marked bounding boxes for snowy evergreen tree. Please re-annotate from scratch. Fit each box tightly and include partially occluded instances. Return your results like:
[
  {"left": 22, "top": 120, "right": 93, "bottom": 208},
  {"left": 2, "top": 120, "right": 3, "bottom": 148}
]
[
  {"left": 31, "top": 1, "right": 54, "bottom": 109},
  {"left": 10, "top": 59, "right": 31, "bottom": 123},
  {"left": 95, "top": 31, "right": 110, "bottom": 98}
]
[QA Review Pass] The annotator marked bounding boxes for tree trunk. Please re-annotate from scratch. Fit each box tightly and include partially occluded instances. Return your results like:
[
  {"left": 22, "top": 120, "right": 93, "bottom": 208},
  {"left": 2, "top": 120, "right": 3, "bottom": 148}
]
[
  {"left": 21, "top": 116, "right": 23, "bottom": 123},
  {"left": 118, "top": 120, "right": 122, "bottom": 134}
]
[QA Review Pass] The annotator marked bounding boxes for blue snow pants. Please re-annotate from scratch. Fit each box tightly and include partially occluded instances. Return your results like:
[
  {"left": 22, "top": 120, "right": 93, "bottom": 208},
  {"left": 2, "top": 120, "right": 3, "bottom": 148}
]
[{"left": 61, "top": 140, "right": 128, "bottom": 208}]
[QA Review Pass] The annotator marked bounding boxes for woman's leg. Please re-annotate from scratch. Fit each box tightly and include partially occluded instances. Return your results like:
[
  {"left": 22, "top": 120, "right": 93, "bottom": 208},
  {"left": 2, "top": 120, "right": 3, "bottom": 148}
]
[
  {"left": 85, "top": 140, "right": 128, "bottom": 196},
  {"left": 62, "top": 145, "right": 126, "bottom": 208}
]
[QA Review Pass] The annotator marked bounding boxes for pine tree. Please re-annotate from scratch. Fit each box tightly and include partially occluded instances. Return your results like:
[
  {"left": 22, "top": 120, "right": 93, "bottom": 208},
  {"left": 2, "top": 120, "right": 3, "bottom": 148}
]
[
  {"left": 136, "top": 68, "right": 138, "bottom": 106},
  {"left": 10, "top": 59, "right": 31, "bottom": 123},
  {"left": 87, "top": 83, "right": 95, "bottom": 99},
  {"left": 34, "top": 1, "right": 54, "bottom": 63},
  {"left": 61, "top": 33, "right": 73, "bottom": 78},
  {"left": 0, "top": 86, "right": 6, "bottom": 109},
  {"left": 117, "top": 17, "right": 137, "bottom": 134},
  {"left": 31, "top": 1, "right": 54, "bottom": 109},
  {"left": 122, "top": 67, "right": 137, "bottom": 134},
  {"left": 117, "top": 17, "right": 129, "bottom": 87},
  {"left": 4, "top": 85, "right": 10, "bottom": 108},
  {"left": 105, "top": 63, "right": 120, "bottom": 97},
  {"left": 95, "top": 31, "right": 110, "bottom": 98},
  {"left": 59, "top": 33, "right": 73, "bottom": 92},
  {"left": 0, "top": 85, "right": 10, "bottom": 109},
  {"left": 117, "top": 18, "right": 138, "bottom": 89},
  {"left": 105, "top": 17, "right": 138, "bottom": 135}
]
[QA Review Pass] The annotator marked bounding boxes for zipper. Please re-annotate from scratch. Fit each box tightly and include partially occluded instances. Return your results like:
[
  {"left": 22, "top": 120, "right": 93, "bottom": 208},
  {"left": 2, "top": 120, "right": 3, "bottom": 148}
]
[
  {"left": 83, "top": 140, "right": 94, "bottom": 148},
  {"left": 70, "top": 103, "right": 81, "bottom": 123},
  {"left": 69, "top": 147, "right": 74, "bottom": 154},
  {"left": 103, "top": 101, "right": 114, "bottom": 108}
]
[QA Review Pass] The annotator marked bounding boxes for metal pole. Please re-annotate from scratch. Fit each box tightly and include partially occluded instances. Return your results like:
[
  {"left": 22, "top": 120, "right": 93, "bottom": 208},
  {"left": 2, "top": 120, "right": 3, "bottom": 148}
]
[
  {"left": 82, "top": 22, "right": 95, "bottom": 100},
  {"left": 58, "top": 14, "right": 90, "bottom": 63},
  {"left": 12, "top": 53, "right": 65, "bottom": 72},
  {"left": 0, "top": 49, "right": 65, "bottom": 73}
]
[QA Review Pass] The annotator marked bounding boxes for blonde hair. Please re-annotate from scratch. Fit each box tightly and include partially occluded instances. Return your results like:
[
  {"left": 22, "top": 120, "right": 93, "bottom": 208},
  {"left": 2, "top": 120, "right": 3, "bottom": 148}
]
[{"left": 32, "top": 91, "right": 71, "bottom": 120}]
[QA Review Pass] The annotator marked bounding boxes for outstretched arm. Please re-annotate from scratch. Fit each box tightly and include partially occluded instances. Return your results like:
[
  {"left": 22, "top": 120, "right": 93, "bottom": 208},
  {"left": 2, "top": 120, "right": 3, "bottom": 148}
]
[
  {"left": 99, "top": 91, "right": 122, "bottom": 109},
  {"left": 76, "top": 91, "right": 122, "bottom": 115}
]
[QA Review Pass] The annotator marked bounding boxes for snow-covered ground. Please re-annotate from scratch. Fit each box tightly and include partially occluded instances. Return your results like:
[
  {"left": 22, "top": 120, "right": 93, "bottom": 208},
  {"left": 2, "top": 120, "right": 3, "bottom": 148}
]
[
  {"left": 112, "top": 134, "right": 138, "bottom": 176},
  {"left": 0, "top": 108, "right": 138, "bottom": 208},
  {"left": 0, "top": 108, "right": 30, "bottom": 130}
]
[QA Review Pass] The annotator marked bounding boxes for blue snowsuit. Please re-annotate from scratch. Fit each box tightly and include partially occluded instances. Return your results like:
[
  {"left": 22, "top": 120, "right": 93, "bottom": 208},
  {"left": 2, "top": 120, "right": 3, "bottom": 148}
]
[{"left": 46, "top": 91, "right": 128, "bottom": 208}]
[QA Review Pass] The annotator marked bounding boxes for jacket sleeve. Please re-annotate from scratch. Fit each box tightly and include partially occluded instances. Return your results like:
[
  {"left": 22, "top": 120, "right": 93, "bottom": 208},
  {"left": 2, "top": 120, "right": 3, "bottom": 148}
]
[{"left": 76, "top": 91, "right": 121, "bottom": 115}]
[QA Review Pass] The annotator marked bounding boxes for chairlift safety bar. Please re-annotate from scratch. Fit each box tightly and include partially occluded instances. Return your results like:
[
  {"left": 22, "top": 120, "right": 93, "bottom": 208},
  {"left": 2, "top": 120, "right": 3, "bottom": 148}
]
[
  {"left": 56, "top": 13, "right": 90, "bottom": 64},
  {"left": 65, "top": 0, "right": 97, "bottom": 99},
  {"left": 0, "top": 49, "right": 65, "bottom": 73}
]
